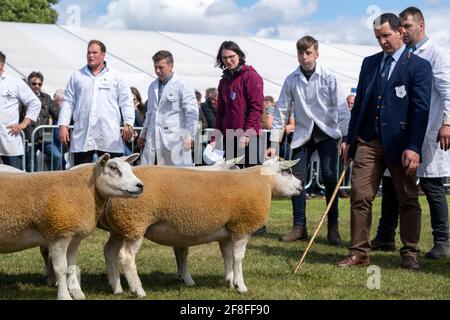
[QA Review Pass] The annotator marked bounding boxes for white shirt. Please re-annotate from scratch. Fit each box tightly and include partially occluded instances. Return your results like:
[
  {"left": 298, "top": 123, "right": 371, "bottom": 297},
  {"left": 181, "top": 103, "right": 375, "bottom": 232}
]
[
  {"left": 415, "top": 39, "right": 450, "bottom": 177},
  {"left": 58, "top": 64, "right": 134, "bottom": 153},
  {"left": 140, "top": 73, "right": 198, "bottom": 166},
  {"left": 0, "top": 72, "right": 41, "bottom": 156},
  {"left": 270, "top": 63, "right": 350, "bottom": 149}
]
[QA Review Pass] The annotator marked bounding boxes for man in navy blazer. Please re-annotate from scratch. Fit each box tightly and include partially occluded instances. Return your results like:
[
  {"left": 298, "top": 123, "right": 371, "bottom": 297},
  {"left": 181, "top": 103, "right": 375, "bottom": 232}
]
[{"left": 336, "top": 13, "right": 432, "bottom": 270}]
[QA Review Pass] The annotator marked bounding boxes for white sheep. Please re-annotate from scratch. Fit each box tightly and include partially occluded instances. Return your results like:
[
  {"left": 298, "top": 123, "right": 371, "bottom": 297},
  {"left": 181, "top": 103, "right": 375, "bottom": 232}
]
[
  {"left": 0, "top": 153, "right": 144, "bottom": 300},
  {"left": 100, "top": 158, "right": 301, "bottom": 297}
]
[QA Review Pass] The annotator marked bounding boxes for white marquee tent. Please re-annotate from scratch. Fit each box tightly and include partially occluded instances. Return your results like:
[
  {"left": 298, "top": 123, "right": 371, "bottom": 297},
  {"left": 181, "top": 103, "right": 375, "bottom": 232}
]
[{"left": 1, "top": 21, "right": 379, "bottom": 101}]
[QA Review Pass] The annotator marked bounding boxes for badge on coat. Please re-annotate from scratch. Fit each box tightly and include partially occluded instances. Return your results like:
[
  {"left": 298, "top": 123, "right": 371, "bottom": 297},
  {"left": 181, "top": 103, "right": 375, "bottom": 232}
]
[{"left": 395, "top": 85, "right": 406, "bottom": 98}]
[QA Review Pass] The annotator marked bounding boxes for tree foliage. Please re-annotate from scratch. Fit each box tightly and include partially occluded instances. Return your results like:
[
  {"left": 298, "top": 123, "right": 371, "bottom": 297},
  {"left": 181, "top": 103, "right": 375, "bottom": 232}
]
[{"left": 0, "top": 0, "right": 59, "bottom": 24}]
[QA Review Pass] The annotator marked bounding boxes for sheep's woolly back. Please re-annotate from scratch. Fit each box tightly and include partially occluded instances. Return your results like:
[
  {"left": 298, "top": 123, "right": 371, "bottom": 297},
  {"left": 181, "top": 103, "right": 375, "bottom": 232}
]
[
  {"left": 105, "top": 165, "right": 272, "bottom": 239},
  {"left": 0, "top": 165, "right": 99, "bottom": 243}
]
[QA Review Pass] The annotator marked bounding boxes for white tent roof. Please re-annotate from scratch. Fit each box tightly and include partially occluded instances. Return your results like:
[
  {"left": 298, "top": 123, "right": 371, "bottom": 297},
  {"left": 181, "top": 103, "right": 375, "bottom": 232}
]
[{"left": 0, "top": 21, "right": 379, "bottom": 100}]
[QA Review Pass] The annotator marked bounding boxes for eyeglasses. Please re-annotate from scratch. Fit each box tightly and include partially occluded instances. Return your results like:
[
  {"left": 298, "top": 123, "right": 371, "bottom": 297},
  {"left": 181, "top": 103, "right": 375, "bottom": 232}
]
[
  {"left": 31, "top": 82, "right": 42, "bottom": 87},
  {"left": 222, "top": 54, "right": 237, "bottom": 61}
]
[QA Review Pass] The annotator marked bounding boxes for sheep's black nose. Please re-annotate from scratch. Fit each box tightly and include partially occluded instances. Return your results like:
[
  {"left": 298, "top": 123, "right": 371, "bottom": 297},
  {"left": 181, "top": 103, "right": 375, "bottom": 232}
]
[{"left": 136, "top": 182, "right": 144, "bottom": 190}]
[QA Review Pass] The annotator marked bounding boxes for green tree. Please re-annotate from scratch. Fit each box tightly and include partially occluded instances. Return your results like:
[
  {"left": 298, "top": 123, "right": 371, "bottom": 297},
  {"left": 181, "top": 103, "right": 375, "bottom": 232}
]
[{"left": 0, "top": 0, "right": 59, "bottom": 24}]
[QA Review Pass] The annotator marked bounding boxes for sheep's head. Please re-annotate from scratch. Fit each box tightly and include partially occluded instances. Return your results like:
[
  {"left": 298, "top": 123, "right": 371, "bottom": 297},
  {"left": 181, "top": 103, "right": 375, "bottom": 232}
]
[
  {"left": 261, "top": 158, "right": 302, "bottom": 197},
  {"left": 95, "top": 153, "right": 144, "bottom": 199}
]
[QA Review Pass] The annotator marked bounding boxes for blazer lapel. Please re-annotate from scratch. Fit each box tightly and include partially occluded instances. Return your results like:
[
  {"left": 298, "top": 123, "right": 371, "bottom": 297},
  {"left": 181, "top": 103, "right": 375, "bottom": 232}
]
[
  {"left": 363, "top": 53, "right": 383, "bottom": 106},
  {"left": 385, "top": 48, "right": 410, "bottom": 92}
]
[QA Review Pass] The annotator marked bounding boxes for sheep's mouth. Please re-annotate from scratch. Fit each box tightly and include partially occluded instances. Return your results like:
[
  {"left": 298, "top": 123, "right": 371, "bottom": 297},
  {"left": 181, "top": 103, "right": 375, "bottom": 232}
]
[{"left": 126, "top": 190, "right": 143, "bottom": 195}]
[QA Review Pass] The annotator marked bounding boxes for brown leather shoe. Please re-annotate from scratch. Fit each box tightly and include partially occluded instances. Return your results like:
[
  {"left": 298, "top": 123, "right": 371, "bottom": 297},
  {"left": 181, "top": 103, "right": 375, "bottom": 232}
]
[
  {"left": 327, "top": 224, "right": 342, "bottom": 245},
  {"left": 401, "top": 256, "right": 420, "bottom": 271},
  {"left": 279, "top": 225, "right": 308, "bottom": 242},
  {"left": 335, "top": 254, "right": 369, "bottom": 267}
]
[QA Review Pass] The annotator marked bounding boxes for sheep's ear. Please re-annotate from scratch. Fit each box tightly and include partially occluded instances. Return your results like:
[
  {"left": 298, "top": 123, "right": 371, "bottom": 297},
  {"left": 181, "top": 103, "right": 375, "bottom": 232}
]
[
  {"left": 225, "top": 155, "right": 244, "bottom": 165},
  {"left": 280, "top": 158, "right": 299, "bottom": 170},
  {"left": 97, "top": 153, "right": 111, "bottom": 167},
  {"left": 124, "top": 153, "right": 140, "bottom": 164}
]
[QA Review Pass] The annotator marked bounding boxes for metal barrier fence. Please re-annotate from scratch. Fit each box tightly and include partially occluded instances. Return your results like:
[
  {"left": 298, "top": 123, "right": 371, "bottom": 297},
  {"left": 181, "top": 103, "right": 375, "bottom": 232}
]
[{"left": 14, "top": 125, "right": 450, "bottom": 190}]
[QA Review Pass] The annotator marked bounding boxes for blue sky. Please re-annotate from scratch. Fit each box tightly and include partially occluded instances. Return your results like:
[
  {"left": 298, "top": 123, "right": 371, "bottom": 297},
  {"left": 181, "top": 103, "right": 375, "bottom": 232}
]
[{"left": 52, "top": 0, "right": 450, "bottom": 48}]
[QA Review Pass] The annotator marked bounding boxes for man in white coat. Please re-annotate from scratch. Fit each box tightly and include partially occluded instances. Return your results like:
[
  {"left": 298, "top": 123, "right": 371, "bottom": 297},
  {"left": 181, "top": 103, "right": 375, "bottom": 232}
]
[
  {"left": 0, "top": 51, "right": 41, "bottom": 170},
  {"left": 372, "top": 7, "right": 450, "bottom": 259},
  {"left": 58, "top": 40, "right": 134, "bottom": 166},
  {"left": 138, "top": 50, "right": 198, "bottom": 166}
]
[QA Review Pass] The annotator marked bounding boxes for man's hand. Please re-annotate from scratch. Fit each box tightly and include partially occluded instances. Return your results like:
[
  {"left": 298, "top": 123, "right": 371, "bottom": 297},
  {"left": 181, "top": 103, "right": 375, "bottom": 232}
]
[
  {"left": 437, "top": 124, "right": 450, "bottom": 151},
  {"left": 341, "top": 142, "right": 352, "bottom": 164},
  {"left": 339, "top": 142, "right": 346, "bottom": 160},
  {"left": 239, "top": 136, "right": 250, "bottom": 149},
  {"left": 183, "top": 137, "right": 193, "bottom": 151},
  {"left": 7, "top": 118, "right": 31, "bottom": 136},
  {"left": 137, "top": 137, "right": 145, "bottom": 149},
  {"left": 122, "top": 124, "right": 133, "bottom": 142},
  {"left": 265, "top": 147, "right": 277, "bottom": 159},
  {"left": 59, "top": 125, "right": 70, "bottom": 146},
  {"left": 402, "top": 149, "right": 420, "bottom": 175}
]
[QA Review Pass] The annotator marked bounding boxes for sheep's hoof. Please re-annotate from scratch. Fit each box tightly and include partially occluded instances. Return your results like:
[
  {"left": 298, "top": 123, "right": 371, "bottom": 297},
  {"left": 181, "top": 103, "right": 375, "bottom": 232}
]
[
  {"left": 70, "top": 289, "right": 86, "bottom": 300},
  {"left": 58, "top": 293, "right": 73, "bottom": 300},
  {"left": 112, "top": 285, "right": 124, "bottom": 295},
  {"left": 131, "top": 288, "right": 146, "bottom": 298},
  {"left": 235, "top": 284, "right": 248, "bottom": 294},
  {"left": 183, "top": 277, "right": 195, "bottom": 287}
]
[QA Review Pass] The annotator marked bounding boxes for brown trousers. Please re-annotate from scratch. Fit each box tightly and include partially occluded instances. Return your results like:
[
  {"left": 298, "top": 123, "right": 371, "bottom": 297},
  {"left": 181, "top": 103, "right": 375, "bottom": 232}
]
[{"left": 350, "top": 137, "right": 421, "bottom": 259}]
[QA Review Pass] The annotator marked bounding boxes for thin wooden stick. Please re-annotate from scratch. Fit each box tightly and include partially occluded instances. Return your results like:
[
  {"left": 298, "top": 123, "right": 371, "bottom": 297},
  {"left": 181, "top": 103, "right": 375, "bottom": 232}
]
[{"left": 294, "top": 160, "right": 351, "bottom": 274}]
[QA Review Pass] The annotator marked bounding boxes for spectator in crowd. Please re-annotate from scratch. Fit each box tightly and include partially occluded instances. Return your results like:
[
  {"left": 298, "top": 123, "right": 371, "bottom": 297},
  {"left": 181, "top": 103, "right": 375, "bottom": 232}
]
[
  {"left": 210, "top": 40, "right": 265, "bottom": 234},
  {"left": 262, "top": 95, "right": 275, "bottom": 129},
  {"left": 52, "top": 89, "right": 67, "bottom": 170},
  {"left": 0, "top": 51, "right": 41, "bottom": 170},
  {"left": 372, "top": 7, "right": 450, "bottom": 259},
  {"left": 196, "top": 89, "right": 208, "bottom": 130},
  {"left": 336, "top": 13, "right": 432, "bottom": 270},
  {"left": 58, "top": 40, "right": 134, "bottom": 165},
  {"left": 124, "top": 87, "right": 146, "bottom": 156},
  {"left": 267, "top": 35, "right": 350, "bottom": 245},
  {"left": 21, "top": 71, "right": 61, "bottom": 171},
  {"left": 201, "top": 87, "right": 218, "bottom": 129},
  {"left": 346, "top": 94, "right": 355, "bottom": 111},
  {"left": 138, "top": 50, "right": 198, "bottom": 166},
  {"left": 339, "top": 93, "right": 357, "bottom": 197}
]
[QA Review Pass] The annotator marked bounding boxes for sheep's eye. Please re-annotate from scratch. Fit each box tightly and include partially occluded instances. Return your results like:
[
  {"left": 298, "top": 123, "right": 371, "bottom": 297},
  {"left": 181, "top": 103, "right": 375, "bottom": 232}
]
[{"left": 108, "top": 165, "right": 122, "bottom": 177}]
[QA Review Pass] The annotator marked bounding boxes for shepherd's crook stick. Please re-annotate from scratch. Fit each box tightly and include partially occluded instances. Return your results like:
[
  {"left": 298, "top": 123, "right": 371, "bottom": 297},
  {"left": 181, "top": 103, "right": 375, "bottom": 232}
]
[{"left": 294, "top": 160, "right": 351, "bottom": 274}]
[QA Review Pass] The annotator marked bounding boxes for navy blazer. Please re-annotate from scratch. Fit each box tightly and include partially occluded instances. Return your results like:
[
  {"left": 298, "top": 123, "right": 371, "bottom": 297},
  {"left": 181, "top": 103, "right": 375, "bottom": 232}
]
[{"left": 346, "top": 48, "right": 432, "bottom": 165}]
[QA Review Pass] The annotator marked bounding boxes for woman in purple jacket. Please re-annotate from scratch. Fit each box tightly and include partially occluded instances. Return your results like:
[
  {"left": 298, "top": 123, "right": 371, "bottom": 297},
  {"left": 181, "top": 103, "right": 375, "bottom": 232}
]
[
  {"left": 210, "top": 40, "right": 264, "bottom": 168},
  {"left": 211, "top": 41, "right": 266, "bottom": 235}
]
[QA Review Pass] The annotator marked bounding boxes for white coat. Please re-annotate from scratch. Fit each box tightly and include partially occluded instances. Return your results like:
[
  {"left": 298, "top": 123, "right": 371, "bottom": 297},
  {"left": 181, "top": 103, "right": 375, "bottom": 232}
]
[
  {"left": 270, "top": 63, "right": 350, "bottom": 149},
  {"left": 0, "top": 72, "right": 41, "bottom": 156},
  {"left": 140, "top": 73, "right": 198, "bottom": 166},
  {"left": 415, "top": 39, "right": 450, "bottom": 178},
  {"left": 58, "top": 64, "right": 134, "bottom": 153}
]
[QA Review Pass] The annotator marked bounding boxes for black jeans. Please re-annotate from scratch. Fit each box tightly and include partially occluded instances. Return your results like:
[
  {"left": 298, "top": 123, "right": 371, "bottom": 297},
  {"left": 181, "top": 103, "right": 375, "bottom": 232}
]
[
  {"left": 290, "top": 137, "right": 339, "bottom": 226},
  {"left": 378, "top": 176, "right": 449, "bottom": 242},
  {"left": 73, "top": 151, "right": 124, "bottom": 166}
]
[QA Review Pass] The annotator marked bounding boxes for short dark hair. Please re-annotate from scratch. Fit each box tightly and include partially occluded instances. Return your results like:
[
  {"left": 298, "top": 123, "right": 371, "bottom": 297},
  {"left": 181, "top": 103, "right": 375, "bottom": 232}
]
[
  {"left": 374, "top": 13, "right": 402, "bottom": 32},
  {"left": 399, "top": 6, "right": 425, "bottom": 23},
  {"left": 152, "top": 50, "right": 174, "bottom": 64},
  {"left": 264, "top": 96, "right": 275, "bottom": 103},
  {"left": 216, "top": 41, "right": 246, "bottom": 70},
  {"left": 88, "top": 40, "right": 107, "bottom": 53},
  {"left": 27, "top": 71, "right": 44, "bottom": 83},
  {"left": 296, "top": 36, "right": 319, "bottom": 52},
  {"left": 0, "top": 51, "right": 5, "bottom": 64}
]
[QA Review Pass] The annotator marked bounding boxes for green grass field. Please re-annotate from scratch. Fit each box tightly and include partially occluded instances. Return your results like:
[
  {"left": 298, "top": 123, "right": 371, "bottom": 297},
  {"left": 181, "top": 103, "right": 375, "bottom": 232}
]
[{"left": 0, "top": 196, "right": 449, "bottom": 300}]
